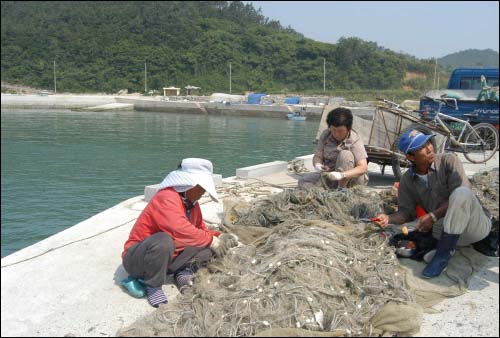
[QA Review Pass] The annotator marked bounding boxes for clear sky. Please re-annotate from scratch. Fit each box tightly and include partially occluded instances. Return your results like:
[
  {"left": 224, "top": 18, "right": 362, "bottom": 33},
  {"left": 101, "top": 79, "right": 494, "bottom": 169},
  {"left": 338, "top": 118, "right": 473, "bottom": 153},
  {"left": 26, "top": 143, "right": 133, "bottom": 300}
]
[{"left": 247, "top": 1, "right": 499, "bottom": 59}]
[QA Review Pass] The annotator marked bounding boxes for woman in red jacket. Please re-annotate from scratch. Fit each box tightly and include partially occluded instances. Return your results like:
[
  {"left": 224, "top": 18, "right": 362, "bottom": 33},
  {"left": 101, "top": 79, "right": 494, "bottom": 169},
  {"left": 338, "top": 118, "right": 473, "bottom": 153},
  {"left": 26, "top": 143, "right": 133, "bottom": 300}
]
[{"left": 122, "top": 158, "right": 237, "bottom": 307}]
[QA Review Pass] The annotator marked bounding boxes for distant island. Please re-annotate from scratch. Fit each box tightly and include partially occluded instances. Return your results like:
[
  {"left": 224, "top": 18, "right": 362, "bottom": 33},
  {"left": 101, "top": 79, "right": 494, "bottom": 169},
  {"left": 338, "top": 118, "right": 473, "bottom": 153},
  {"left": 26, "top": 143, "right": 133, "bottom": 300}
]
[{"left": 438, "top": 49, "right": 499, "bottom": 69}]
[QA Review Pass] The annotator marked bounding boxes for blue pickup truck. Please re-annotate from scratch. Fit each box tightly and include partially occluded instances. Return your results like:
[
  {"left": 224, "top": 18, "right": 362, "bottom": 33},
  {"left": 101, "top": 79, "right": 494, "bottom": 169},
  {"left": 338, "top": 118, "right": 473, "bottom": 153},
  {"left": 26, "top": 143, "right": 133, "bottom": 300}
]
[{"left": 419, "top": 68, "right": 499, "bottom": 129}]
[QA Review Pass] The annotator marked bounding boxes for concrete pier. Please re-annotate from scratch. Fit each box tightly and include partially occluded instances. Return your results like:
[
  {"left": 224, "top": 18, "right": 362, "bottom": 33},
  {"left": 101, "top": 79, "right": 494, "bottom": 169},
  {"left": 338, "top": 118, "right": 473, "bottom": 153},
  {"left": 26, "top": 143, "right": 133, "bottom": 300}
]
[
  {"left": 236, "top": 161, "right": 288, "bottom": 178},
  {"left": 1, "top": 152, "right": 498, "bottom": 337},
  {"left": 116, "top": 96, "right": 209, "bottom": 114},
  {"left": 78, "top": 103, "right": 134, "bottom": 112},
  {"left": 205, "top": 102, "right": 324, "bottom": 119},
  {"left": 1, "top": 94, "right": 117, "bottom": 110}
]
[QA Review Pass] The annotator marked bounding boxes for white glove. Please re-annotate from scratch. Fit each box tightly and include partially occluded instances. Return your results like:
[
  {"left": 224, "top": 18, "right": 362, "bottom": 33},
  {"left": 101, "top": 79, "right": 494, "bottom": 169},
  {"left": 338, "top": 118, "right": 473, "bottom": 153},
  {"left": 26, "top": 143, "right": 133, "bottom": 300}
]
[
  {"left": 209, "top": 235, "right": 221, "bottom": 250},
  {"left": 219, "top": 233, "right": 239, "bottom": 248},
  {"left": 314, "top": 163, "right": 324, "bottom": 172},
  {"left": 209, "top": 235, "right": 227, "bottom": 257},
  {"left": 327, "top": 171, "right": 344, "bottom": 181}
]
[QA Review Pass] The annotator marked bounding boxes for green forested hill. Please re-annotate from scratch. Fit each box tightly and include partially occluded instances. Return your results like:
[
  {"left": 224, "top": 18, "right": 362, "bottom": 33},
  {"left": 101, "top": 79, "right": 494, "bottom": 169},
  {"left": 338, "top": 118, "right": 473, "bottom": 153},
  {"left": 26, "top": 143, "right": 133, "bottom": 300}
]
[
  {"left": 1, "top": 1, "right": 436, "bottom": 94},
  {"left": 438, "top": 49, "right": 499, "bottom": 69}
]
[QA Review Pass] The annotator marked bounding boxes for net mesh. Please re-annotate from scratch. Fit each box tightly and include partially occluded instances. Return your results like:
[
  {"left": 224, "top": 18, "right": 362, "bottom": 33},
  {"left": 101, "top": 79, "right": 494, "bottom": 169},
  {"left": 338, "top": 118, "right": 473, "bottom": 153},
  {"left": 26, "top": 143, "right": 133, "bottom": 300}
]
[
  {"left": 118, "top": 186, "right": 421, "bottom": 337},
  {"left": 117, "top": 171, "right": 498, "bottom": 337}
]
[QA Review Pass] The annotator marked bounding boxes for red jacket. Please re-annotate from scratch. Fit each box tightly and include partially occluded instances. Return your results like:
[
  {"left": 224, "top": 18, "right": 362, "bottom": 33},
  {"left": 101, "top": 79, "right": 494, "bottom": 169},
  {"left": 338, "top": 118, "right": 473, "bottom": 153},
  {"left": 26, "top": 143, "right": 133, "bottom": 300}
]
[{"left": 122, "top": 187, "right": 220, "bottom": 258}]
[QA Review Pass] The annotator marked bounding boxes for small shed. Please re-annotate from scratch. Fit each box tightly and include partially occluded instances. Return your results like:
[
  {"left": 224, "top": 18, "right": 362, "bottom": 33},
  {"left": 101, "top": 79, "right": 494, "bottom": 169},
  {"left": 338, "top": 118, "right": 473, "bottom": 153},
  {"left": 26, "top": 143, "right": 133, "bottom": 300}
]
[
  {"left": 163, "top": 87, "right": 180, "bottom": 96},
  {"left": 185, "top": 85, "right": 201, "bottom": 96}
]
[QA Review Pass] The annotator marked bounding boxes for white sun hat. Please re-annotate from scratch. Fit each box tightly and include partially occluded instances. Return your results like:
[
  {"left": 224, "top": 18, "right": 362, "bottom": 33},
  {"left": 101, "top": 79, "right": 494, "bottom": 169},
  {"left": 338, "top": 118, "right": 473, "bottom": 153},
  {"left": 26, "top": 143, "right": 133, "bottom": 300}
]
[{"left": 158, "top": 158, "right": 219, "bottom": 202}]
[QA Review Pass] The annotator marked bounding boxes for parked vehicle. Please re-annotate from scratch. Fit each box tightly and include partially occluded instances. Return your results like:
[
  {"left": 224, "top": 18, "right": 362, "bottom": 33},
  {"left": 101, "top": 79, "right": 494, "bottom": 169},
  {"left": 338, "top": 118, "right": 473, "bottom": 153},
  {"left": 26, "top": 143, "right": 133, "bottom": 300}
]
[
  {"left": 427, "top": 97, "right": 498, "bottom": 162},
  {"left": 446, "top": 68, "right": 498, "bottom": 89},
  {"left": 419, "top": 68, "right": 499, "bottom": 130},
  {"left": 393, "top": 97, "right": 499, "bottom": 179},
  {"left": 356, "top": 98, "right": 498, "bottom": 181}
]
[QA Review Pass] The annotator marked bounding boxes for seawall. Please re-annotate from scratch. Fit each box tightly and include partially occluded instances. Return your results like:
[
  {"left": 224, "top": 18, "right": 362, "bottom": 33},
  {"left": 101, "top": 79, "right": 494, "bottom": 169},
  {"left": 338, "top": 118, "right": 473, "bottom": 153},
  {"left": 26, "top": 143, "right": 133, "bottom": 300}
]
[
  {"left": 1, "top": 94, "right": 117, "bottom": 109},
  {"left": 1, "top": 94, "right": 375, "bottom": 120}
]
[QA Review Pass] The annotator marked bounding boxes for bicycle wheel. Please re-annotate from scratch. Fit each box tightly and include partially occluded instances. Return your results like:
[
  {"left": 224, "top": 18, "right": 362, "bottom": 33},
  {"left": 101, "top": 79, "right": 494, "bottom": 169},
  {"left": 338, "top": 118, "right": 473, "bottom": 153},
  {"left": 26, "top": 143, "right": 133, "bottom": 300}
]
[
  {"left": 391, "top": 123, "right": 436, "bottom": 181},
  {"left": 462, "top": 123, "right": 499, "bottom": 163}
]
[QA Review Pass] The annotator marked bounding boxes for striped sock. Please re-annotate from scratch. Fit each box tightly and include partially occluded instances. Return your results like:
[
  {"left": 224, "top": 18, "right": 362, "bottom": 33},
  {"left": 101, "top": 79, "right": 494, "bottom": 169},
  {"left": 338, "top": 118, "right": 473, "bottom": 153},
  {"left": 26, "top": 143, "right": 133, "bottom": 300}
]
[
  {"left": 145, "top": 286, "right": 168, "bottom": 308},
  {"left": 175, "top": 269, "right": 194, "bottom": 294}
]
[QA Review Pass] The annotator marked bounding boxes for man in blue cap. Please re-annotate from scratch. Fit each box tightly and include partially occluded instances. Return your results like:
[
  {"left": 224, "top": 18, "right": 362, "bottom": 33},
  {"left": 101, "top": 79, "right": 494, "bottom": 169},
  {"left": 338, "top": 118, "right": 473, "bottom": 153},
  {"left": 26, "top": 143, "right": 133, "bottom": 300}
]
[{"left": 374, "top": 129, "right": 492, "bottom": 278}]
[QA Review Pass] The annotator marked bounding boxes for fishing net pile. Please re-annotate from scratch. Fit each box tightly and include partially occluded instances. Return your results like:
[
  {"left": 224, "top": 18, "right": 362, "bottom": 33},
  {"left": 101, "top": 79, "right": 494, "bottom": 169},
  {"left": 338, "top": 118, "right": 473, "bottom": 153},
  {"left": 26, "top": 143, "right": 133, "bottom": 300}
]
[
  {"left": 470, "top": 170, "right": 499, "bottom": 221},
  {"left": 117, "top": 171, "right": 498, "bottom": 337},
  {"left": 119, "top": 186, "right": 422, "bottom": 337},
  {"left": 287, "top": 159, "right": 309, "bottom": 173}
]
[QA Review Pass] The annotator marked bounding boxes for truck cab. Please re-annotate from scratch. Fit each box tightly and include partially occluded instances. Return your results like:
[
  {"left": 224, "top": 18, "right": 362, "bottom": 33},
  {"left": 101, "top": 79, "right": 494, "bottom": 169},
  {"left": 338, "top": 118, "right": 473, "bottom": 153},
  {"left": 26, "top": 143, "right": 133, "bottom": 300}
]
[
  {"left": 447, "top": 68, "right": 499, "bottom": 89},
  {"left": 419, "top": 68, "right": 499, "bottom": 129}
]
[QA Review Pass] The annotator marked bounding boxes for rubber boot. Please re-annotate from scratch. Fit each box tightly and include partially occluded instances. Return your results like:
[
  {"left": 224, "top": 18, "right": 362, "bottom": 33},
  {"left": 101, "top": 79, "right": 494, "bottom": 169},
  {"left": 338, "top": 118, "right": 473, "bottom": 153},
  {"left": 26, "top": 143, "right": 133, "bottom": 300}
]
[
  {"left": 120, "top": 276, "right": 146, "bottom": 298},
  {"left": 423, "top": 248, "right": 456, "bottom": 264},
  {"left": 422, "top": 232, "right": 460, "bottom": 278}
]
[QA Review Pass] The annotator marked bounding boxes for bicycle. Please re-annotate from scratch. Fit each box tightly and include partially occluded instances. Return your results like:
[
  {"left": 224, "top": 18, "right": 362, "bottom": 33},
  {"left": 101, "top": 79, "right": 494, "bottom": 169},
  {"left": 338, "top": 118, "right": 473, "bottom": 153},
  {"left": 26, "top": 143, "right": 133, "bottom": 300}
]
[
  {"left": 391, "top": 96, "right": 499, "bottom": 179},
  {"left": 421, "top": 97, "right": 498, "bottom": 162}
]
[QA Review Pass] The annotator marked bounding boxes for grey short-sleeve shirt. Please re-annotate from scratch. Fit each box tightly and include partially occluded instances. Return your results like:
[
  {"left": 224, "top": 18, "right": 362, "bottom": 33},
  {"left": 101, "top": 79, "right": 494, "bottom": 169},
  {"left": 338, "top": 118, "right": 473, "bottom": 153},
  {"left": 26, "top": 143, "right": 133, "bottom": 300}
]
[
  {"left": 314, "top": 129, "right": 367, "bottom": 169},
  {"left": 398, "top": 153, "right": 471, "bottom": 221}
]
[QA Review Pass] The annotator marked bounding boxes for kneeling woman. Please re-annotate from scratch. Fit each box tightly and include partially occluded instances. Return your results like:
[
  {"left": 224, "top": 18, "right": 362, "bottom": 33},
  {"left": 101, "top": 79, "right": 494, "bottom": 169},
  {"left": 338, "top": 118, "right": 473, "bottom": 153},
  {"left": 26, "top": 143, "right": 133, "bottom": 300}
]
[
  {"left": 299, "top": 107, "right": 368, "bottom": 189},
  {"left": 121, "top": 158, "right": 237, "bottom": 307}
]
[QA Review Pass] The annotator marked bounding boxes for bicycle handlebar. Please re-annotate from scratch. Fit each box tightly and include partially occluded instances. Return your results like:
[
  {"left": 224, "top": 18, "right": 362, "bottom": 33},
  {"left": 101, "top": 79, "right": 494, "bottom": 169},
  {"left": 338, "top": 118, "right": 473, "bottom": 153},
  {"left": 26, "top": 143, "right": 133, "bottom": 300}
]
[{"left": 422, "top": 96, "right": 458, "bottom": 110}]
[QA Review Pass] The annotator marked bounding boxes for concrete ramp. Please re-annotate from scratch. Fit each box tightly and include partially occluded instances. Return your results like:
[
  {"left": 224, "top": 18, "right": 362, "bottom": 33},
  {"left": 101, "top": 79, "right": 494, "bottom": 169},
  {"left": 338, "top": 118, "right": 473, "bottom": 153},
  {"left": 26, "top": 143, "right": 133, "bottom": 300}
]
[{"left": 78, "top": 102, "right": 134, "bottom": 112}]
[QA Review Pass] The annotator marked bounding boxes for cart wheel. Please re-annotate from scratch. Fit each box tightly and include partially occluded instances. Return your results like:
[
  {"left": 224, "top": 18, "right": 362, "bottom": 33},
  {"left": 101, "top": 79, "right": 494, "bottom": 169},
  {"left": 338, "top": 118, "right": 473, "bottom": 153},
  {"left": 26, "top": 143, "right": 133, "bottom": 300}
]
[{"left": 392, "top": 123, "right": 436, "bottom": 181}]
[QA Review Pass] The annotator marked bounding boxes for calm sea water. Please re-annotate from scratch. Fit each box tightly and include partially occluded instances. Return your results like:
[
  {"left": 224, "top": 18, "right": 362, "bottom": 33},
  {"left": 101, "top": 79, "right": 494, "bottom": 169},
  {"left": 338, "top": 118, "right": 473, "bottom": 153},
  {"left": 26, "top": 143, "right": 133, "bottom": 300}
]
[{"left": 1, "top": 109, "right": 318, "bottom": 257}]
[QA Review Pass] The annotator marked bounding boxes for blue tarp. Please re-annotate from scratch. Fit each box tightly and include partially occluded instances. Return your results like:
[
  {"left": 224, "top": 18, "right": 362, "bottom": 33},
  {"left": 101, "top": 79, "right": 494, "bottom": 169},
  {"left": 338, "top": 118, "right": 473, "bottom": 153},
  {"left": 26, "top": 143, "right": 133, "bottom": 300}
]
[
  {"left": 284, "top": 97, "right": 300, "bottom": 104},
  {"left": 247, "top": 93, "right": 267, "bottom": 104}
]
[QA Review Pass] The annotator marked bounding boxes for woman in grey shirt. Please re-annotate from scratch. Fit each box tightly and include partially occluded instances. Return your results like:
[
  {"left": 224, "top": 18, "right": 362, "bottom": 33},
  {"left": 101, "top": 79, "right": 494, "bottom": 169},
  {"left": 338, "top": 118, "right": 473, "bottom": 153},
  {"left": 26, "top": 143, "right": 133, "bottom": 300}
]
[{"left": 299, "top": 107, "right": 368, "bottom": 189}]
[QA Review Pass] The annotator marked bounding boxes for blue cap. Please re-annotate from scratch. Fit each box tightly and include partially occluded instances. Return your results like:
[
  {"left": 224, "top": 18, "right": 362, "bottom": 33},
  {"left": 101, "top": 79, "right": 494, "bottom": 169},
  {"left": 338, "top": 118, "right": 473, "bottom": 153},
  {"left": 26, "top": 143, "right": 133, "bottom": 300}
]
[{"left": 398, "top": 129, "right": 435, "bottom": 154}]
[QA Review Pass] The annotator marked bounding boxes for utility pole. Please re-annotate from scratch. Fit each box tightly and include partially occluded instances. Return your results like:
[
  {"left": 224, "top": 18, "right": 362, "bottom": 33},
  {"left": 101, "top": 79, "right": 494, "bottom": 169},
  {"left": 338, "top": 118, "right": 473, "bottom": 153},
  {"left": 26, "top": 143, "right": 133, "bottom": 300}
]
[
  {"left": 144, "top": 63, "right": 147, "bottom": 93},
  {"left": 229, "top": 63, "right": 232, "bottom": 94},
  {"left": 437, "top": 63, "right": 440, "bottom": 89},
  {"left": 53, "top": 60, "right": 57, "bottom": 94},
  {"left": 323, "top": 58, "right": 326, "bottom": 92},
  {"left": 433, "top": 57, "right": 437, "bottom": 90}
]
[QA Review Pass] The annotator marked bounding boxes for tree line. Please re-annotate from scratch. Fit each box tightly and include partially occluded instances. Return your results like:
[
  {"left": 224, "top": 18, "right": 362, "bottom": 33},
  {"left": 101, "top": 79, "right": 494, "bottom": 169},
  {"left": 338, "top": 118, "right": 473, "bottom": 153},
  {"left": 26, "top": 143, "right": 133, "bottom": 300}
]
[{"left": 1, "top": 1, "right": 440, "bottom": 94}]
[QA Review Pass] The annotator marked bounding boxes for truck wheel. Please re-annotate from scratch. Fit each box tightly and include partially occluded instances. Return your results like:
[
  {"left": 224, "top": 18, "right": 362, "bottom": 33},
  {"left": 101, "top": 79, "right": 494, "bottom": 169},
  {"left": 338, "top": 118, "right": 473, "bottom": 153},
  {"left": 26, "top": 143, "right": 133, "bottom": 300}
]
[{"left": 391, "top": 123, "right": 436, "bottom": 181}]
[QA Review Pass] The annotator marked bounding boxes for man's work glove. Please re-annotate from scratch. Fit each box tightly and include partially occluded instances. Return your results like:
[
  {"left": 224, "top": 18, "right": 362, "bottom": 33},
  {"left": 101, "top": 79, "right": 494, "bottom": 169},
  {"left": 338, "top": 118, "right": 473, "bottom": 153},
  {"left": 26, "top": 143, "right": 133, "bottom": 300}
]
[{"left": 326, "top": 171, "right": 344, "bottom": 181}]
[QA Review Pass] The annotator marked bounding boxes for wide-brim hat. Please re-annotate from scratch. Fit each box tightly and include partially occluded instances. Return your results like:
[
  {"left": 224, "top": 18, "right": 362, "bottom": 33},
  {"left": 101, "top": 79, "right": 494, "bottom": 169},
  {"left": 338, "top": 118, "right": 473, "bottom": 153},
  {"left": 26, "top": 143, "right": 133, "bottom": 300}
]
[
  {"left": 398, "top": 129, "right": 436, "bottom": 154},
  {"left": 159, "top": 158, "right": 219, "bottom": 202}
]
